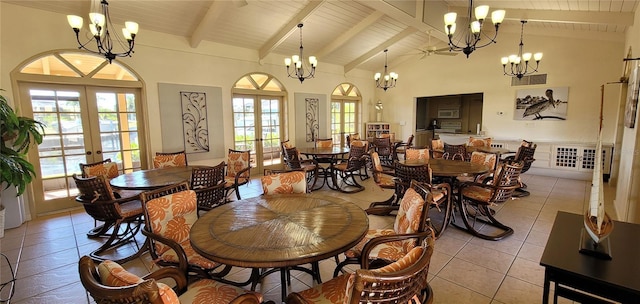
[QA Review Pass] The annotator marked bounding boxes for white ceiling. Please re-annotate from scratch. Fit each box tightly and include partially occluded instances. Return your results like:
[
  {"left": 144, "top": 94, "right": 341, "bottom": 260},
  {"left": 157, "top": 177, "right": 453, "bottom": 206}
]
[{"left": 6, "top": 0, "right": 638, "bottom": 71}]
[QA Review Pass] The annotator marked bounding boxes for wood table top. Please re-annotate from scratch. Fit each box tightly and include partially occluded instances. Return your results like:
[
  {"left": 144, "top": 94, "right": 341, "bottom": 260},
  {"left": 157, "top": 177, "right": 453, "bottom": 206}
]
[
  {"left": 190, "top": 193, "right": 369, "bottom": 268},
  {"left": 109, "top": 165, "right": 205, "bottom": 190},
  {"left": 298, "top": 146, "right": 350, "bottom": 156},
  {"left": 399, "top": 158, "right": 489, "bottom": 177}
]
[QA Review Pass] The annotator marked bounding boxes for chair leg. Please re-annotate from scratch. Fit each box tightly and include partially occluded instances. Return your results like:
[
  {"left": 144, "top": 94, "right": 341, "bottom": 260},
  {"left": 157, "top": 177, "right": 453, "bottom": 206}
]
[
  {"left": 89, "top": 216, "right": 145, "bottom": 264},
  {"left": 451, "top": 198, "right": 514, "bottom": 241}
]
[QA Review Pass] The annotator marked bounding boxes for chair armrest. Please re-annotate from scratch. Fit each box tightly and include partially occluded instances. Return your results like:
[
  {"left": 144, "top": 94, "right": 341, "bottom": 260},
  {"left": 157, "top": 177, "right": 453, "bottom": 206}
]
[
  {"left": 141, "top": 227, "right": 189, "bottom": 275},
  {"left": 360, "top": 230, "right": 433, "bottom": 269},
  {"left": 140, "top": 266, "right": 188, "bottom": 294},
  {"left": 234, "top": 166, "right": 251, "bottom": 183}
]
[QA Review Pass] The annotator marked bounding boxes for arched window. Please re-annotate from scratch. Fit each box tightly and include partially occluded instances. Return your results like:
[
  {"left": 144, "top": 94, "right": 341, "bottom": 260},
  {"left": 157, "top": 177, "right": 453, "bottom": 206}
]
[
  {"left": 331, "top": 83, "right": 361, "bottom": 147},
  {"left": 11, "top": 50, "right": 146, "bottom": 215},
  {"left": 232, "top": 73, "right": 286, "bottom": 174}
]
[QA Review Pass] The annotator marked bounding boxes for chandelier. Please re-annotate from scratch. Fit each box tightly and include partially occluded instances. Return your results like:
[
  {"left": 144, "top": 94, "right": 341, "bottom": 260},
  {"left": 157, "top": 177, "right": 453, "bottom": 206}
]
[
  {"left": 374, "top": 49, "right": 398, "bottom": 91},
  {"left": 501, "top": 20, "right": 543, "bottom": 79},
  {"left": 444, "top": 0, "right": 505, "bottom": 58},
  {"left": 67, "top": 0, "right": 139, "bottom": 64},
  {"left": 284, "top": 24, "right": 317, "bottom": 83}
]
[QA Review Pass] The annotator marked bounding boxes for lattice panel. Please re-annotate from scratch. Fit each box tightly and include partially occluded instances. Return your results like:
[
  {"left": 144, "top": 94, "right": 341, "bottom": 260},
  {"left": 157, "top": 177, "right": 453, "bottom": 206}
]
[
  {"left": 555, "top": 147, "right": 578, "bottom": 168},
  {"left": 581, "top": 148, "right": 597, "bottom": 170},
  {"left": 491, "top": 143, "right": 504, "bottom": 148}
]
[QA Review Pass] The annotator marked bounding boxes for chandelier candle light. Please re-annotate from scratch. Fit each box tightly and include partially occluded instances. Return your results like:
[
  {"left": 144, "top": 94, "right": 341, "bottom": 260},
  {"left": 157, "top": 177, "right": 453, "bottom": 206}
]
[
  {"left": 67, "top": 0, "right": 139, "bottom": 64},
  {"left": 374, "top": 49, "right": 398, "bottom": 91},
  {"left": 285, "top": 23, "right": 317, "bottom": 83},
  {"left": 444, "top": 0, "right": 505, "bottom": 58},
  {"left": 501, "top": 20, "right": 542, "bottom": 79}
]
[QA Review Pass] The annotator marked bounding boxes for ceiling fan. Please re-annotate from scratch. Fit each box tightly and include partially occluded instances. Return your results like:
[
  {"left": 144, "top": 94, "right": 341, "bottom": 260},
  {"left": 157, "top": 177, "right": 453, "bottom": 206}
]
[{"left": 417, "top": 30, "right": 457, "bottom": 58}]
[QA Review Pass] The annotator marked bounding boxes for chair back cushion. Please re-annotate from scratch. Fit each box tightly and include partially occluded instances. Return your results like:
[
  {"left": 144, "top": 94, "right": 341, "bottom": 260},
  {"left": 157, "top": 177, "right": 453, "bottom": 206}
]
[
  {"left": 261, "top": 171, "right": 307, "bottom": 194},
  {"left": 405, "top": 148, "right": 430, "bottom": 161},
  {"left": 394, "top": 187, "right": 425, "bottom": 235},
  {"left": 315, "top": 138, "right": 333, "bottom": 148},
  {"left": 469, "top": 151, "right": 497, "bottom": 171},
  {"left": 83, "top": 161, "right": 119, "bottom": 180},
  {"left": 468, "top": 136, "right": 492, "bottom": 147},
  {"left": 97, "top": 260, "right": 179, "bottom": 304},
  {"left": 431, "top": 139, "right": 444, "bottom": 151},
  {"left": 227, "top": 150, "right": 250, "bottom": 178},
  {"left": 146, "top": 190, "right": 198, "bottom": 255},
  {"left": 372, "top": 246, "right": 424, "bottom": 274},
  {"left": 153, "top": 152, "right": 187, "bottom": 169}
]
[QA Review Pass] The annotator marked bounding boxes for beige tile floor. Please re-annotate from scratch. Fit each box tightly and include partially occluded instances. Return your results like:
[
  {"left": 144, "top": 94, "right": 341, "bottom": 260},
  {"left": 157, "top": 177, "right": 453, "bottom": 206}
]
[{"left": 0, "top": 172, "right": 608, "bottom": 304}]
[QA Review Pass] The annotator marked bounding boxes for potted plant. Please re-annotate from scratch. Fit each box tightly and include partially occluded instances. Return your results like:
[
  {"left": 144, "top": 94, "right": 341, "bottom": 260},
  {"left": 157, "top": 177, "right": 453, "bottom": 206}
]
[{"left": 0, "top": 89, "right": 44, "bottom": 237}]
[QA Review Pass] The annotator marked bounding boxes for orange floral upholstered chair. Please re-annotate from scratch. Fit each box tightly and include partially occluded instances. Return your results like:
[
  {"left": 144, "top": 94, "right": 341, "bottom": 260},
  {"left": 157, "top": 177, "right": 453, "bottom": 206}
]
[
  {"left": 370, "top": 152, "right": 395, "bottom": 190},
  {"left": 431, "top": 139, "right": 444, "bottom": 159},
  {"left": 224, "top": 149, "right": 251, "bottom": 200},
  {"left": 261, "top": 170, "right": 308, "bottom": 195},
  {"left": 287, "top": 232, "right": 435, "bottom": 304},
  {"left": 79, "top": 255, "right": 266, "bottom": 304},
  {"left": 153, "top": 151, "right": 188, "bottom": 169},
  {"left": 405, "top": 148, "right": 430, "bottom": 161},
  {"left": 468, "top": 136, "right": 492, "bottom": 148},
  {"left": 81, "top": 158, "right": 120, "bottom": 180},
  {"left": 457, "top": 151, "right": 498, "bottom": 183},
  {"left": 140, "top": 182, "right": 231, "bottom": 280},
  {"left": 333, "top": 180, "right": 432, "bottom": 277}
]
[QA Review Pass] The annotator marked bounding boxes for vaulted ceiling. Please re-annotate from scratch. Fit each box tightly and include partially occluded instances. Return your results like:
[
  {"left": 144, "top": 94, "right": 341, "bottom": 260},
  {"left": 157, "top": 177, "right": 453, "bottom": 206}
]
[{"left": 6, "top": 0, "right": 638, "bottom": 72}]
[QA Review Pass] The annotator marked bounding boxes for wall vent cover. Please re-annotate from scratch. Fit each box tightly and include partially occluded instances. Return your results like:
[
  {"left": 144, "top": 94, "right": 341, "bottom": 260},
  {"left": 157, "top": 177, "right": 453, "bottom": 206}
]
[{"left": 511, "top": 74, "right": 547, "bottom": 86}]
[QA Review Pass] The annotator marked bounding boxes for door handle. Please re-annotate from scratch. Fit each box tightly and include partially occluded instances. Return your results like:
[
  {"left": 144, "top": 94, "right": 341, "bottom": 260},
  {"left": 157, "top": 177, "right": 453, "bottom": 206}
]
[
  {"left": 96, "top": 150, "right": 102, "bottom": 155},
  {"left": 86, "top": 151, "right": 92, "bottom": 155}
]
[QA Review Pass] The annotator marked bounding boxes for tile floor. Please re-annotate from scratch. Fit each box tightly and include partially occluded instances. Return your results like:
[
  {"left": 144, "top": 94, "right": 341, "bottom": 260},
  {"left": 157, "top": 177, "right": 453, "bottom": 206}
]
[{"left": 0, "top": 172, "right": 609, "bottom": 304}]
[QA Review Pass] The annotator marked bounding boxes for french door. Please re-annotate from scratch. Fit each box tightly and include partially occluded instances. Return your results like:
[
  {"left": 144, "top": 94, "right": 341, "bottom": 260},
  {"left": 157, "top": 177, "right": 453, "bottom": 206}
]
[
  {"left": 20, "top": 84, "right": 144, "bottom": 214},
  {"left": 331, "top": 100, "right": 358, "bottom": 147},
  {"left": 232, "top": 95, "right": 283, "bottom": 174}
]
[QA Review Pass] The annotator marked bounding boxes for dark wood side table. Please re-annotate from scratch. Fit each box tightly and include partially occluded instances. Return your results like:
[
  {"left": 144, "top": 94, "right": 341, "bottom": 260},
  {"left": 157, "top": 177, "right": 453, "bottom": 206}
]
[{"left": 540, "top": 211, "right": 640, "bottom": 303}]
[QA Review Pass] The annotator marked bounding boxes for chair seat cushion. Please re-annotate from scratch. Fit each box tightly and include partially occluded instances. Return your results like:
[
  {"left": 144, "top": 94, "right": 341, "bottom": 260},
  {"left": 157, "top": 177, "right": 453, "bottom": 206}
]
[
  {"left": 118, "top": 199, "right": 144, "bottom": 218},
  {"left": 178, "top": 278, "right": 263, "bottom": 304},
  {"left": 97, "top": 260, "right": 179, "bottom": 303},
  {"left": 291, "top": 273, "right": 352, "bottom": 303},
  {"left": 376, "top": 174, "right": 395, "bottom": 188},
  {"left": 158, "top": 239, "right": 220, "bottom": 269},
  {"left": 461, "top": 185, "right": 493, "bottom": 205},
  {"left": 224, "top": 177, "right": 249, "bottom": 187},
  {"left": 343, "top": 229, "right": 413, "bottom": 261}
]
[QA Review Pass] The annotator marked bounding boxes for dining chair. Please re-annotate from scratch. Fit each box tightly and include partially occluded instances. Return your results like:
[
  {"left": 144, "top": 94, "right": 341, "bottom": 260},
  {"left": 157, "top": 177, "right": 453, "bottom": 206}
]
[
  {"left": 281, "top": 146, "right": 319, "bottom": 191},
  {"left": 457, "top": 151, "right": 498, "bottom": 183},
  {"left": 72, "top": 174, "right": 145, "bottom": 264},
  {"left": 139, "top": 182, "right": 233, "bottom": 280},
  {"left": 393, "top": 134, "right": 414, "bottom": 160},
  {"left": 370, "top": 151, "right": 395, "bottom": 190},
  {"left": 346, "top": 132, "right": 360, "bottom": 148},
  {"left": 79, "top": 256, "right": 268, "bottom": 304},
  {"left": 431, "top": 139, "right": 444, "bottom": 159},
  {"left": 224, "top": 149, "right": 251, "bottom": 200},
  {"left": 468, "top": 136, "right": 492, "bottom": 148},
  {"left": 502, "top": 142, "right": 537, "bottom": 197},
  {"left": 329, "top": 144, "right": 368, "bottom": 193},
  {"left": 314, "top": 138, "right": 334, "bottom": 163},
  {"left": 405, "top": 147, "right": 430, "bottom": 161},
  {"left": 191, "top": 162, "right": 227, "bottom": 214},
  {"left": 373, "top": 137, "right": 393, "bottom": 166},
  {"left": 367, "top": 162, "right": 452, "bottom": 238},
  {"left": 454, "top": 161, "right": 524, "bottom": 240},
  {"left": 153, "top": 150, "right": 187, "bottom": 168},
  {"left": 334, "top": 180, "right": 434, "bottom": 277},
  {"left": 288, "top": 231, "right": 435, "bottom": 304},
  {"left": 79, "top": 158, "right": 143, "bottom": 237},
  {"left": 261, "top": 170, "right": 308, "bottom": 194},
  {"left": 443, "top": 143, "right": 467, "bottom": 161},
  {"left": 350, "top": 139, "right": 371, "bottom": 180}
]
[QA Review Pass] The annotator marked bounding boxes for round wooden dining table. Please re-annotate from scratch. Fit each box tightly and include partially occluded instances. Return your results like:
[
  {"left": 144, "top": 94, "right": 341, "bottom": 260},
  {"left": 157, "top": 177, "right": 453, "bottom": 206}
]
[
  {"left": 400, "top": 158, "right": 489, "bottom": 177},
  {"left": 190, "top": 193, "right": 369, "bottom": 301},
  {"left": 109, "top": 165, "right": 205, "bottom": 190}
]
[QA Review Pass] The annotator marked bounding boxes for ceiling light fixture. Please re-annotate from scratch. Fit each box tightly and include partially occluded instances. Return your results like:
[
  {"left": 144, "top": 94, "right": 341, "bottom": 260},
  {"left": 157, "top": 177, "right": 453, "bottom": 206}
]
[
  {"left": 501, "top": 20, "right": 542, "bottom": 79},
  {"left": 444, "top": 0, "right": 505, "bottom": 58},
  {"left": 374, "top": 49, "right": 398, "bottom": 91},
  {"left": 285, "top": 23, "right": 317, "bottom": 83},
  {"left": 67, "top": 0, "right": 139, "bottom": 64}
]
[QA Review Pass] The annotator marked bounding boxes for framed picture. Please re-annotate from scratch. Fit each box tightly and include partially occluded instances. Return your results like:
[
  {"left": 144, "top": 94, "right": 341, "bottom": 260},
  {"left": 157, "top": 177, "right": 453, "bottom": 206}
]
[
  {"left": 513, "top": 87, "right": 569, "bottom": 120},
  {"left": 624, "top": 65, "right": 639, "bottom": 128}
]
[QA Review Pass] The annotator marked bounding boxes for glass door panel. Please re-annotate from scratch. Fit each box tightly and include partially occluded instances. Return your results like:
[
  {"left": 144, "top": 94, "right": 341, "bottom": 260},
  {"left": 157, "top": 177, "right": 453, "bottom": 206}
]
[
  {"left": 331, "top": 100, "right": 358, "bottom": 148},
  {"left": 260, "top": 97, "right": 283, "bottom": 170}
]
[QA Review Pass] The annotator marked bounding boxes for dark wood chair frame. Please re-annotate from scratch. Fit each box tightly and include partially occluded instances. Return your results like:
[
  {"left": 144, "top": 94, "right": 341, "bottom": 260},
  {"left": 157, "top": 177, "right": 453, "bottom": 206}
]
[
  {"left": 453, "top": 161, "right": 524, "bottom": 241},
  {"left": 373, "top": 137, "right": 394, "bottom": 166},
  {"left": 281, "top": 146, "right": 320, "bottom": 191},
  {"left": 73, "top": 174, "right": 146, "bottom": 264},
  {"left": 502, "top": 143, "right": 536, "bottom": 197},
  {"left": 443, "top": 143, "right": 467, "bottom": 161},
  {"left": 393, "top": 134, "right": 414, "bottom": 161},
  {"left": 191, "top": 162, "right": 227, "bottom": 214},
  {"left": 288, "top": 231, "right": 435, "bottom": 304},
  {"left": 154, "top": 150, "right": 188, "bottom": 165},
  {"left": 328, "top": 144, "right": 368, "bottom": 193}
]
